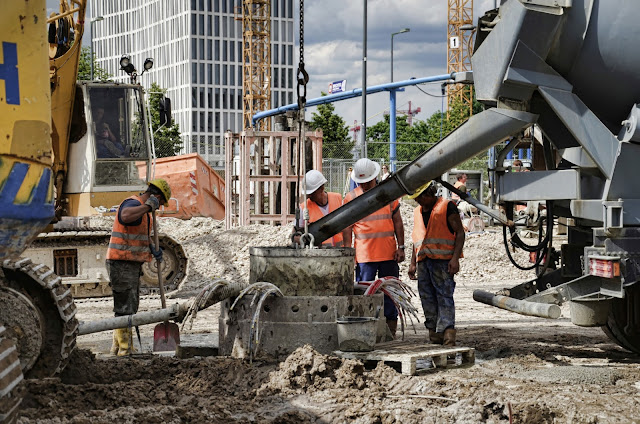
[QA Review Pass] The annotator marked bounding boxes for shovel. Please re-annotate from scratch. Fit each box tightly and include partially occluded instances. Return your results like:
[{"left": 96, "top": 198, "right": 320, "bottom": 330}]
[{"left": 151, "top": 210, "right": 180, "bottom": 352}]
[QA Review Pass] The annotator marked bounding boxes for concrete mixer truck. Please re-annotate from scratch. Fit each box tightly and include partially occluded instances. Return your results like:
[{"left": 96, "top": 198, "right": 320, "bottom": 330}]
[{"left": 304, "top": 0, "right": 640, "bottom": 354}]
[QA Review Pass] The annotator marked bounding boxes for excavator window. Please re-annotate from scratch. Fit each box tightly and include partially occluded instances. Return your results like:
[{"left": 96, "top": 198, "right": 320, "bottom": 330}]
[{"left": 88, "top": 86, "right": 149, "bottom": 187}]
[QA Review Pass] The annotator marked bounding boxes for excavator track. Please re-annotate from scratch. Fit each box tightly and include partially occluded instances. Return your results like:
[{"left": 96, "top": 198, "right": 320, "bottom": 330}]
[
  {"left": 25, "top": 229, "right": 188, "bottom": 298},
  {"left": 0, "top": 258, "right": 78, "bottom": 378},
  {"left": 0, "top": 326, "right": 23, "bottom": 424}
]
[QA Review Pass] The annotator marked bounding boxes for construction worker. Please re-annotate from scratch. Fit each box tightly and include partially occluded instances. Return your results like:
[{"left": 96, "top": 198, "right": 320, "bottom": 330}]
[
  {"left": 293, "top": 170, "right": 348, "bottom": 247},
  {"left": 344, "top": 158, "right": 405, "bottom": 336},
  {"left": 407, "top": 181, "right": 465, "bottom": 347},
  {"left": 106, "top": 179, "right": 171, "bottom": 356},
  {"left": 450, "top": 172, "right": 467, "bottom": 204}
]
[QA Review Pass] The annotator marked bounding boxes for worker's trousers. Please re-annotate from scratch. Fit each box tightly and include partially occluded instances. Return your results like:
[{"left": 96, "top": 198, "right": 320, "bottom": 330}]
[
  {"left": 106, "top": 259, "right": 143, "bottom": 316},
  {"left": 417, "top": 258, "right": 455, "bottom": 333}
]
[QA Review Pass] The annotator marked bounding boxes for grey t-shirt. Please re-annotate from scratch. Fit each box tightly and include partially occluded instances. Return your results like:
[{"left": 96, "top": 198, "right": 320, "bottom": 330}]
[{"left": 297, "top": 201, "right": 330, "bottom": 227}]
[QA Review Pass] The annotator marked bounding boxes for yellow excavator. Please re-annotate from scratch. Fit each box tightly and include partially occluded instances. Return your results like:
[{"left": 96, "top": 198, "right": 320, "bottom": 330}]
[
  {"left": 23, "top": 0, "right": 187, "bottom": 299},
  {"left": 0, "top": 1, "right": 185, "bottom": 421}
]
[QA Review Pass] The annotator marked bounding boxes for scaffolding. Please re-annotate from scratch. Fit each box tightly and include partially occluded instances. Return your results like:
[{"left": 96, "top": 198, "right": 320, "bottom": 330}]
[
  {"left": 237, "top": 0, "right": 272, "bottom": 130},
  {"left": 224, "top": 129, "right": 323, "bottom": 228},
  {"left": 446, "top": 0, "right": 474, "bottom": 115}
]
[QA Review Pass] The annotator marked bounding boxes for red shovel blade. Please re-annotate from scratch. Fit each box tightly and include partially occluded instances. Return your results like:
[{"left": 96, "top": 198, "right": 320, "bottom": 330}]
[{"left": 153, "top": 322, "right": 180, "bottom": 352}]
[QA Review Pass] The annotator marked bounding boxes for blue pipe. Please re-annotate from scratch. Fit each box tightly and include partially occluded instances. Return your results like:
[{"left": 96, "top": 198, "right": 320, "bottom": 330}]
[{"left": 252, "top": 73, "right": 460, "bottom": 127}]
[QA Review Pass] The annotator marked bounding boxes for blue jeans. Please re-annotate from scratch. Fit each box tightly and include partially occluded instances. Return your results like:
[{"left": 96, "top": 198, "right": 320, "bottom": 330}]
[
  {"left": 417, "top": 258, "right": 456, "bottom": 333},
  {"left": 359, "top": 260, "right": 399, "bottom": 321}
]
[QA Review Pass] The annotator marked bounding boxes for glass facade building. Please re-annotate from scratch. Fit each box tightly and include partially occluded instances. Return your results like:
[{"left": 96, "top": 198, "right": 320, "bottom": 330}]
[{"left": 92, "top": 0, "right": 296, "bottom": 168}]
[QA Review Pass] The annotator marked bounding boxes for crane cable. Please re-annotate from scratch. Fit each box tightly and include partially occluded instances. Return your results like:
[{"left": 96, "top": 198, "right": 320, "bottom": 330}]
[{"left": 295, "top": 0, "right": 313, "bottom": 248}]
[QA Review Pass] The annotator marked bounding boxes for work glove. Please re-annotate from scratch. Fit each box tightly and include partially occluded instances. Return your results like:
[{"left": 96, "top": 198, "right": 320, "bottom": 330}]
[
  {"left": 150, "top": 244, "right": 163, "bottom": 262},
  {"left": 145, "top": 195, "right": 160, "bottom": 212}
]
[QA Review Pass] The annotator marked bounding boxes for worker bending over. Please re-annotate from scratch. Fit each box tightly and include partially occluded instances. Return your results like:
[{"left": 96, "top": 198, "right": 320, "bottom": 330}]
[
  {"left": 106, "top": 179, "right": 171, "bottom": 355},
  {"left": 293, "top": 170, "right": 348, "bottom": 247},
  {"left": 408, "top": 181, "right": 465, "bottom": 347},
  {"left": 344, "top": 158, "right": 405, "bottom": 337}
]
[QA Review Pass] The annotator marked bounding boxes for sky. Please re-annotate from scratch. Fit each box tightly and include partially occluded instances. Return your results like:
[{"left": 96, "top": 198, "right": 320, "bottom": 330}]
[{"left": 48, "top": 0, "right": 497, "bottom": 132}]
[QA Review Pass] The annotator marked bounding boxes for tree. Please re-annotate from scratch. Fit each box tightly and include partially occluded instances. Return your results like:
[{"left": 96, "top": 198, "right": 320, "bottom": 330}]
[
  {"left": 147, "top": 83, "right": 183, "bottom": 158},
  {"left": 365, "top": 114, "right": 434, "bottom": 162},
  {"left": 77, "top": 46, "right": 111, "bottom": 81},
  {"left": 309, "top": 93, "right": 353, "bottom": 159}
]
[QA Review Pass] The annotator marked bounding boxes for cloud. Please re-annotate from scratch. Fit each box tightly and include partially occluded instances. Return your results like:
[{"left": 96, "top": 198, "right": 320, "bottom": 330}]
[{"left": 300, "top": 0, "right": 497, "bottom": 129}]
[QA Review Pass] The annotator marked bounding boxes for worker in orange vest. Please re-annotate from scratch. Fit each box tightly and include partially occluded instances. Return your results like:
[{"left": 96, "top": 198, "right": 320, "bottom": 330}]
[
  {"left": 293, "top": 170, "right": 348, "bottom": 247},
  {"left": 408, "top": 181, "right": 465, "bottom": 347},
  {"left": 106, "top": 179, "right": 171, "bottom": 356},
  {"left": 344, "top": 158, "right": 405, "bottom": 337}
]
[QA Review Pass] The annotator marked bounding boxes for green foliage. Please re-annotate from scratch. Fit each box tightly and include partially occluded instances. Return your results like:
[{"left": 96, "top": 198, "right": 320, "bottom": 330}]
[
  {"left": 366, "top": 114, "right": 430, "bottom": 161},
  {"left": 362, "top": 86, "right": 487, "bottom": 171},
  {"left": 77, "top": 46, "right": 111, "bottom": 81},
  {"left": 310, "top": 93, "right": 353, "bottom": 159},
  {"left": 148, "top": 83, "right": 183, "bottom": 158}
]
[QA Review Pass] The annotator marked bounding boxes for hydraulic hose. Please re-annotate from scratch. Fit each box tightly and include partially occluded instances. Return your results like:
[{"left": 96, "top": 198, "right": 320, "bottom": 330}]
[{"left": 502, "top": 201, "right": 554, "bottom": 271}]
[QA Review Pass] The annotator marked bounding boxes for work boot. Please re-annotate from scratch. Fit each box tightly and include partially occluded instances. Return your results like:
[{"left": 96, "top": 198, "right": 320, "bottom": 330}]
[
  {"left": 443, "top": 328, "right": 456, "bottom": 347},
  {"left": 116, "top": 327, "right": 133, "bottom": 356},
  {"left": 110, "top": 330, "right": 119, "bottom": 355},
  {"left": 428, "top": 329, "right": 444, "bottom": 345},
  {"left": 387, "top": 319, "right": 398, "bottom": 339}
]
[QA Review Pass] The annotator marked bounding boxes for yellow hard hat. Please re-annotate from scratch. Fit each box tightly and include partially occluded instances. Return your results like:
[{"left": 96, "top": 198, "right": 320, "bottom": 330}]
[
  {"left": 149, "top": 178, "right": 171, "bottom": 202},
  {"left": 406, "top": 181, "right": 433, "bottom": 200}
]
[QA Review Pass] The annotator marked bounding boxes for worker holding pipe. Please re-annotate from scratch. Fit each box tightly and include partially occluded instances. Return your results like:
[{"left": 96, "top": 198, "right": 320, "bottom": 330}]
[
  {"left": 343, "top": 158, "right": 405, "bottom": 337},
  {"left": 293, "top": 170, "right": 348, "bottom": 247},
  {"left": 408, "top": 181, "right": 465, "bottom": 347},
  {"left": 106, "top": 179, "right": 171, "bottom": 355}
]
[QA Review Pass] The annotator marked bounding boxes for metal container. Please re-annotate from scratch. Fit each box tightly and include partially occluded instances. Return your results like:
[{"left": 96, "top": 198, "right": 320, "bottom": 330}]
[
  {"left": 249, "top": 247, "right": 355, "bottom": 296},
  {"left": 336, "top": 316, "right": 378, "bottom": 352}
]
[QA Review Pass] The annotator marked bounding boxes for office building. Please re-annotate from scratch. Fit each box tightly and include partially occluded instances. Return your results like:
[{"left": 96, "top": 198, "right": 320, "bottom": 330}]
[{"left": 92, "top": 0, "right": 296, "bottom": 168}]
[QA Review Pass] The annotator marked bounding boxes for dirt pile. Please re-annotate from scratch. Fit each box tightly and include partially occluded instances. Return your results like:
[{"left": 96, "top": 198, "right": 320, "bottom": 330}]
[{"left": 258, "top": 345, "right": 369, "bottom": 394}]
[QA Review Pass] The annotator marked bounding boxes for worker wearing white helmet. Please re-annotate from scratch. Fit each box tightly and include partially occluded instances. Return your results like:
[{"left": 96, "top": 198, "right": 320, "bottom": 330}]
[
  {"left": 293, "top": 170, "right": 348, "bottom": 247},
  {"left": 343, "top": 158, "right": 405, "bottom": 337}
]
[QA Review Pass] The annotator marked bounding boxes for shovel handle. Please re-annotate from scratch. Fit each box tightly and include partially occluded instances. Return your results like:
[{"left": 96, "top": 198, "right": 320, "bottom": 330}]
[{"left": 152, "top": 210, "right": 167, "bottom": 309}]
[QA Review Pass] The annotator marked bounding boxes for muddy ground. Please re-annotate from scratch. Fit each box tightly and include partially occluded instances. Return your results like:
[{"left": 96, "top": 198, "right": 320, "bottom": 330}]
[{"left": 16, "top": 215, "right": 640, "bottom": 423}]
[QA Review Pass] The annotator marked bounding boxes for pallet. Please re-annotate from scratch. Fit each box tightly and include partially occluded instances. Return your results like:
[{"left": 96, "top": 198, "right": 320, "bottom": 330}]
[{"left": 334, "top": 340, "right": 475, "bottom": 375}]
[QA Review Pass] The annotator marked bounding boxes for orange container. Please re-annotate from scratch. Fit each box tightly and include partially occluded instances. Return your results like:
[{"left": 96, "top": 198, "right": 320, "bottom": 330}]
[{"left": 138, "top": 154, "right": 225, "bottom": 220}]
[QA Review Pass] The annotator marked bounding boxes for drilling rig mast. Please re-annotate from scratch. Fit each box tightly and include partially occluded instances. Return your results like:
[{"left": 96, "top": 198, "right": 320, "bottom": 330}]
[{"left": 240, "top": 0, "right": 271, "bottom": 130}]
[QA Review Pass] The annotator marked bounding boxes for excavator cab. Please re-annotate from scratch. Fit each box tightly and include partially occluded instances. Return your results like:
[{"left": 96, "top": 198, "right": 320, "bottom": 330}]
[{"left": 63, "top": 82, "right": 152, "bottom": 215}]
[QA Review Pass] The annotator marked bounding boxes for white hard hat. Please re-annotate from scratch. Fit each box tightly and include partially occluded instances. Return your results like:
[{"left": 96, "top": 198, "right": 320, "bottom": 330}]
[
  {"left": 351, "top": 158, "right": 381, "bottom": 183},
  {"left": 303, "top": 169, "right": 327, "bottom": 194}
]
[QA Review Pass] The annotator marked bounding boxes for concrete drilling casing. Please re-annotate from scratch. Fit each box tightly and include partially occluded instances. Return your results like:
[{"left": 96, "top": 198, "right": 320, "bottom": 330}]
[
  {"left": 249, "top": 247, "right": 355, "bottom": 296},
  {"left": 219, "top": 294, "right": 384, "bottom": 359}
]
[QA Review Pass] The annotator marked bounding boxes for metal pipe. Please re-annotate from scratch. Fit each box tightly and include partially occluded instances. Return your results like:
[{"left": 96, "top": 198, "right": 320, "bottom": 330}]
[
  {"left": 307, "top": 108, "right": 537, "bottom": 245},
  {"left": 252, "top": 74, "right": 457, "bottom": 127},
  {"left": 78, "top": 303, "right": 187, "bottom": 335},
  {"left": 473, "top": 289, "right": 561, "bottom": 319},
  {"left": 438, "top": 178, "right": 513, "bottom": 228}
]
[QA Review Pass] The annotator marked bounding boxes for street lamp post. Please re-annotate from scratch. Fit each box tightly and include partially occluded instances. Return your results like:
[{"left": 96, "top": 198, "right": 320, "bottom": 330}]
[
  {"left": 389, "top": 28, "right": 409, "bottom": 172},
  {"left": 390, "top": 28, "right": 409, "bottom": 83},
  {"left": 90, "top": 16, "right": 104, "bottom": 81}
]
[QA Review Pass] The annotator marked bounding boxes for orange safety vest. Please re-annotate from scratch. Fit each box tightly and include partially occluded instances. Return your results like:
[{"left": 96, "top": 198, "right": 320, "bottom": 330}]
[
  {"left": 301, "top": 192, "right": 344, "bottom": 247},
  {"left": 344, "top": 186, "right": 399, "bottom": 263},
  {"left": 412, "top": 197, "right": 459, "bottom": 262},
  {"left": 106, "top": 195, "right": 152, "bottom": 262}
]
